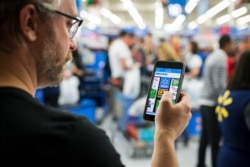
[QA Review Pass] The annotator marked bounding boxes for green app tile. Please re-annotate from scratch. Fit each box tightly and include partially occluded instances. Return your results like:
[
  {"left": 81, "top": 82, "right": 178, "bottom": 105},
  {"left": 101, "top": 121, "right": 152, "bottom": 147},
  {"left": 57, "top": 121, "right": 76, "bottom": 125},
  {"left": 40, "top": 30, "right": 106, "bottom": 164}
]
[
  {"left": 171, "top": 79, "right": 179, "bottom": 86},
  {"left": 149, "top": 89, "right": 157, "bottom": 98},
  {"left": 155, "top": 100, "right": 160, "bottom": 110}
]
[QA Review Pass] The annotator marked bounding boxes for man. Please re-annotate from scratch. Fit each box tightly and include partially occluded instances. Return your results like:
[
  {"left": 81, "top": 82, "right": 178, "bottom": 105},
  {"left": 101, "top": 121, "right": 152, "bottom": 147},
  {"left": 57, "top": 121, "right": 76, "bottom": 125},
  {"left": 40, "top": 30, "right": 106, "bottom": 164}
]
[
  {"left": 108, "top": 30, "right": 135, "bottom": 91},
  {"left": 0, "top": 0, "right": 191, "bottom": 166},
  {"left": 196, "top": 35, "right": 232, "bottom": 167}
]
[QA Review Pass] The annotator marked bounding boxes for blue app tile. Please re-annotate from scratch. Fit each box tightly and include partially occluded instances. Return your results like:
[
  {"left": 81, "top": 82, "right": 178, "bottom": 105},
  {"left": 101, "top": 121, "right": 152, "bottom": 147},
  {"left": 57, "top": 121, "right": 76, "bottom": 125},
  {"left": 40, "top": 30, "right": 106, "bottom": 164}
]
[{"left": 159, "top": 77, "right": 171, "bottom": 88}]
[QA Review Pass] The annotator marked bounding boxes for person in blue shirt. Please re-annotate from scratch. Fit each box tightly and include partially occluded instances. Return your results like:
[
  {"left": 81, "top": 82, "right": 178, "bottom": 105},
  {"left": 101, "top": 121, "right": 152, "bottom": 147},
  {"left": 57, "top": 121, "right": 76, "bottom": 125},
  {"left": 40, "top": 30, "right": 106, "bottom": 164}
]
[{"left": 216, "top": 50, "right": 250, "bottom": 167}]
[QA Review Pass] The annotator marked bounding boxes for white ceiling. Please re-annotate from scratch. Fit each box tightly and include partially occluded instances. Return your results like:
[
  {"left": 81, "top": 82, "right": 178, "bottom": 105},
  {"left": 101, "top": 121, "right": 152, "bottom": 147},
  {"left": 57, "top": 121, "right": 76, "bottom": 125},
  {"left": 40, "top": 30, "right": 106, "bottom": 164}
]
[{"left": 81, "top": 0, "right": 250, "bottom": 31}]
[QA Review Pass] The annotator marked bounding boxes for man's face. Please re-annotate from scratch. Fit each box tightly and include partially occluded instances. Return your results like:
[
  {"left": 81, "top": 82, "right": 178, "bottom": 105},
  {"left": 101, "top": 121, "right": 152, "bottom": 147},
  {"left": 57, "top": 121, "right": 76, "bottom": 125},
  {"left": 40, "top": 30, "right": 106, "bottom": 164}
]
[
  {"left": 124, "top": 35, "right": 133, "bottom": 47},
  {"left": 226, "top": 41, "right": 233, "bottom": 55},
  {"left": 37, "top": 26, "right": 72, "bottom": 87},
  {"left": 36, "top": 0, "right": 77, "bottom": 87}
]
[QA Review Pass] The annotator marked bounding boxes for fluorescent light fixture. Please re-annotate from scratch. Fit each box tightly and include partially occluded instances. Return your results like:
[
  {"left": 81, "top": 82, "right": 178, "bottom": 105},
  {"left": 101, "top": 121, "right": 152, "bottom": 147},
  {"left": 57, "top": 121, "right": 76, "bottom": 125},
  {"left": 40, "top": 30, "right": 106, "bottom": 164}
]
[
  {"left": 155, "top": 1, "right": 164, "bottom": 29},
  {"left": 206, "top": 0, "right": 230, "bottom": 18},
  {"left": 163, "top": 15, "right": 186, "bottom": 32},
  {"left": 120, "top": 0, "right": 133, "bottom": 8},
  {"left": 197, "top": 15, "right": 208, "bottom": 24},
  {"left": 80, "top": 11, "right": 102, "bottom": 25},
  {"left": 188, "top": 21, "right": 198, "bottom": 29},
  {"left": 185, "top": 0, "right": 200, "bottom": 14},
  {"left": 100, "top": 8, "right": 121, "bottom": 25},
  {"left": 164, "top": 24, "right": 179, "bottom": 32},
  {"left": 215, "top": 6, "right": 248, "bottom": 25},
  {"left": 100, "top": 8, "right": 112, "bottom": 17},
  {"left": 195, "top": 0, "right": 231, "bottom": 25},
  {"left": 237, "top": 15, "right": 250, "bottom": 24},
  {"left": 121, "top": 0, "right": 146, "bottom": 29},
  {"left": 216, "top": 14, "right": 231, "bottom": 25},
  {"left": 231, "top": 6, "right": 248, "bottom": 18},
  {"left": 172, "top": 14, "right": 186, "bottom": 27}
]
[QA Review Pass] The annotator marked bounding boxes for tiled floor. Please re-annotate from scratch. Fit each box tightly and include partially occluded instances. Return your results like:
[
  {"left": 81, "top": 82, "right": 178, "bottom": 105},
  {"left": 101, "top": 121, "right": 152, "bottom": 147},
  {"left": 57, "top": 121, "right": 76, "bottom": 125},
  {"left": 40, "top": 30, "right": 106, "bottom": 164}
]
[{"left": 99, "top": 114, "right": 212, "bottom": 167}]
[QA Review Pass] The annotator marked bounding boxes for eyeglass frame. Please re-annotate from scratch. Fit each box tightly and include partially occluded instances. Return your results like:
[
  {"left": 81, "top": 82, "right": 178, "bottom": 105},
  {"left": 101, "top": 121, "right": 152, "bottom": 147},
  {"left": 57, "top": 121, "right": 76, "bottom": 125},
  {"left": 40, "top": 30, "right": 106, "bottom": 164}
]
[
  {"left": 35, "top": 4, "right": 83, "bottom": 39},
  {"left": 54, "top": 10, "right": 83, "bottom": 39}
]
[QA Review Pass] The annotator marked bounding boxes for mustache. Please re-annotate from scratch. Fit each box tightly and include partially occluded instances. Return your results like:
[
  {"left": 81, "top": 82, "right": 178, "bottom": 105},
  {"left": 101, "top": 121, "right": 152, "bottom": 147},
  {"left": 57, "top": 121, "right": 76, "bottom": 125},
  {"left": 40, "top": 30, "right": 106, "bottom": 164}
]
[{"left": 65, "top": 52, "right": 73, "bottom": 63}]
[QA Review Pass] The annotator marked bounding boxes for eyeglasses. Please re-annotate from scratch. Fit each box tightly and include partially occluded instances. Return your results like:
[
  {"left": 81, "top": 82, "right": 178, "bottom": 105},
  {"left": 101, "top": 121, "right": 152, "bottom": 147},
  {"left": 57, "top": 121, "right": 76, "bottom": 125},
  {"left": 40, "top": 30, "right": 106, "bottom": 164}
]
[
  {"left": 35, "top": 4, "right": 83, "bottom": 39},
  {"left": 54, "top": 10, "right": 83, "bottom": 39}
]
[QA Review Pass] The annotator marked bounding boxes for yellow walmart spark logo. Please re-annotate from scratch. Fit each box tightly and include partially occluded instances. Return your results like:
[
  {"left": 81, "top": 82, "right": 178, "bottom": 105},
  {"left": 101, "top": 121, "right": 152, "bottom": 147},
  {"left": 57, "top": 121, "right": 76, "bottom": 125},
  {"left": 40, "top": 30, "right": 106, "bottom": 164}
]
[{"left": 215, "top": 90, "right": 233, "bottom": 122}]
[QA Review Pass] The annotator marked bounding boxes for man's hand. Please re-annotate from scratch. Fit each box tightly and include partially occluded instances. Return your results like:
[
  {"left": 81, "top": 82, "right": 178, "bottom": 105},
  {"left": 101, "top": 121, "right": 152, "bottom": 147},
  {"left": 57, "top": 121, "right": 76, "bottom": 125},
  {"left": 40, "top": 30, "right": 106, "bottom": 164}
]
[
  {"left": 155, "top": 91, "right": 192, "bottom": 140},
  {"left": 151, "top": 91, "right": 191, "bottom": 167}
]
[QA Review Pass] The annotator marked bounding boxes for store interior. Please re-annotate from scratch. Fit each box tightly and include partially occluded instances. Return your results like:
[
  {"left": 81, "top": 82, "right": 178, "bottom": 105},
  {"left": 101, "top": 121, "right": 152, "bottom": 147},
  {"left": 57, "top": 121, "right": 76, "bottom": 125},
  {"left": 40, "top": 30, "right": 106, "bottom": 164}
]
[{"left": 34, "top": 0, "right": 250, "bottom": 166}]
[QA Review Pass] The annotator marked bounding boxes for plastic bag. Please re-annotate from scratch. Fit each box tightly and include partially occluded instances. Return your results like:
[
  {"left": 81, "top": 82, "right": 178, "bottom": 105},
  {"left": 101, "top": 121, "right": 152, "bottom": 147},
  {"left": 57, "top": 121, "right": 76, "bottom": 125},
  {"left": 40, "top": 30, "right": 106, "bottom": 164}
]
[
  {"left": 182, "top": 78, "right": 203, "bottom": 110},
  {"left": 123, "top": 66, "right": 141, "bottom": 98},
  {"left": 58, "top": 75, "right": 80, "bottom": 105}
]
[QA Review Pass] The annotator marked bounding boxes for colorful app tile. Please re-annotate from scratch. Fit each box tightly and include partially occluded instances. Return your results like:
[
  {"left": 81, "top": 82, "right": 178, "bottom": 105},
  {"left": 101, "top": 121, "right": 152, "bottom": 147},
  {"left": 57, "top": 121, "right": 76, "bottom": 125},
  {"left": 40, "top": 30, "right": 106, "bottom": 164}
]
[
  {"left": 155, "top": 99, "right": 160, "bottom": 111},
  {"left": 171, "top": 78, "right": 179, "bottom": 86},
  {"left": 159, "top": 77, "right": 171, "bottom": 89},
  {"left": 152, "top": 77, "right": 160, "bottom": 89},
  {"left": 149, "top": 89, "right": 157, "bottom": 98},
  {"left": 157, "top": 89, "right": 165, "bottom": 97},
  {"left": 147, "top": 98, "right": 155, "bottom": 112}
]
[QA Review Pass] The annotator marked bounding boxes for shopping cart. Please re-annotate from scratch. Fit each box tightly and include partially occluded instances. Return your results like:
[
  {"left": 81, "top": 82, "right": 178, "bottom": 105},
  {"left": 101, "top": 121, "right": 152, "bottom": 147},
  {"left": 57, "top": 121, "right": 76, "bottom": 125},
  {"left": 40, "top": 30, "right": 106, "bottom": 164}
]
[{"left": 112, "top": 89, "right": 155, "bottom": 158}]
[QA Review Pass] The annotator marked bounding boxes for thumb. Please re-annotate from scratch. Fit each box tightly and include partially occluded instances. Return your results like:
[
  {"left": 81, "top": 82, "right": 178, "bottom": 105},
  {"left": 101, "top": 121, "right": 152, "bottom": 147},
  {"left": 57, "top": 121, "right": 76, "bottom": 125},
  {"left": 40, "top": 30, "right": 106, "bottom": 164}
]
[{"left": 160, "top": 91, "right": 173, "bottom": 107}]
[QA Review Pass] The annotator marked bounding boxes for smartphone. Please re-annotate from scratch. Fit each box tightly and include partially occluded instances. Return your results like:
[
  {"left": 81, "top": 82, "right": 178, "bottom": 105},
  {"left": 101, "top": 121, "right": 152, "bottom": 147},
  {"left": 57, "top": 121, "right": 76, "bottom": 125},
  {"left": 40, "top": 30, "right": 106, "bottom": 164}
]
[{"left": 143, "top": 60, "right": 186, "bottom": 122}]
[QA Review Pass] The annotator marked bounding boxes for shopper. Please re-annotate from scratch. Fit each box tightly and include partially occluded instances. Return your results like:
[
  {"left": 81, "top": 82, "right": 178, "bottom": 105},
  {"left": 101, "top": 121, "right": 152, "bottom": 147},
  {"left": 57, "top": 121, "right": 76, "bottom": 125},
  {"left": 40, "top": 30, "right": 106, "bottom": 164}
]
[
  {"left": 180, "top": 40, "right": 203, "bottom": 147},
  {"left": 108, "top": 30, "right": 135, "bottom": 91},
  {"left": 156, "top": 38, "right": 179, "bottom": 61},
  {"left": 182, "top": 40, "right": 203, "bottom": 109},
  {"left": 0, "top": 0, "right": 191, "bottom": 166},
  {"left": 184, "top": 40, "right": 202, "bottom": 79},
  {"left": 196, "top": 35, "right": 233, "bottom": 167},
  {"left": 215, "top": 50, "right": 250, "bottom": 167}
]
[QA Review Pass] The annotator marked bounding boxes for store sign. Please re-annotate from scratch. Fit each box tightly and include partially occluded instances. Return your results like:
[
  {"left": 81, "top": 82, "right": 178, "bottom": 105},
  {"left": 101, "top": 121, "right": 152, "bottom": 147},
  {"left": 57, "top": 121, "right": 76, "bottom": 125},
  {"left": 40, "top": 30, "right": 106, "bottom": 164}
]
[{"left": 167, "top": 0, "right": 187, "bottom": 18}]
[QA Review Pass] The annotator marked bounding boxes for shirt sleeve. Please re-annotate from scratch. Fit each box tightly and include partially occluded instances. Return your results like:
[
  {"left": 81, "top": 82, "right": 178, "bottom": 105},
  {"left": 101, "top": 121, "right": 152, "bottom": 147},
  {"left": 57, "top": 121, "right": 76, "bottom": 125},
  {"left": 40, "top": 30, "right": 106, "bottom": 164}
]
[
  {"left": 189, "top": 54, "right": 202, "bottom": 69},
  {"left": 210, "top": 62, "right": 227, "bottom": 96},
  {"left": 244, "top": 101, "right": 250, "bottom": 131}
]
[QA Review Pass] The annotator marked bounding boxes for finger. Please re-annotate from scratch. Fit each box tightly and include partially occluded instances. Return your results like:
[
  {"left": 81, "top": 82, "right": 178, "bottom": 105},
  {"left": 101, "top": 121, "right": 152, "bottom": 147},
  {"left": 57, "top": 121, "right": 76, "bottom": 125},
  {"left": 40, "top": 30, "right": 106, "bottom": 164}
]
[
  {"left": 160, "top": 91, "right": 173, "bottom": 106},
  {"left": 176, "top": 92, "right": 191, "bottom": 112},
  {"left": 177, "top": 92, "right": 190, "bottom": 104}
]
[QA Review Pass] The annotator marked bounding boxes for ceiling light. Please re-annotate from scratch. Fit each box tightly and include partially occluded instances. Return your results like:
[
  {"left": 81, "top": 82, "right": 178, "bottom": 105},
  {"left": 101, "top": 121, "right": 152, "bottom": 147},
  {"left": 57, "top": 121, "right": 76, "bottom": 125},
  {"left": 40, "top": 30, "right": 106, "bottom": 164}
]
[
  {"left": 215, "top": 6, "right": 248, "bottom": 25},
  {"left": 155, "top": 1, "right": 163, "bottom": 29},
  {"left": 194, "top": 0, "right": 231, "bottom": 25},
  {"left": 121, "top": 0, "right": 146, "bottom": 29},
  {"left": 80, "top": 11, "right": 102, "bottom": 25},
  {"left": 185, "top": 0, "right": 200, "bottom": 14},
  {"left": 231, "top": 6, "right": 248, "bottom": 18},
  {"left": 237, "top": 15, "right": 250, "bottom": 24},
  {"left": 197, "top": 15, "right": 208, "bottom": 24},
  {"left": 172, "top": 14, "right": 186, "bottom": 27},
  {"left": 100, "top": 8, "right": 121, "bottom": 25},
  {"left": 206, "top": 0, "right": 230, "bottom": 18},
  {"left": 188, "top": 21, "right": 198, "bottom": 29},
  {"left": 216, "top": 14, "right": 231, "bottom": 25},
  {"left": 164, "top": 24, "right": 179, "bottom": 32}
]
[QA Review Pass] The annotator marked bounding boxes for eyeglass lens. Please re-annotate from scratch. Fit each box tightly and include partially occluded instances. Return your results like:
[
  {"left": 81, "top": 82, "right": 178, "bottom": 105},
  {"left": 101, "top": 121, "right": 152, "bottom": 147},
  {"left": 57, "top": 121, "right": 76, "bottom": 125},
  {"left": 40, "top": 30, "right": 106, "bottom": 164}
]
[{"left": 70, "top": 21, "right": 80, "bottom": 38}]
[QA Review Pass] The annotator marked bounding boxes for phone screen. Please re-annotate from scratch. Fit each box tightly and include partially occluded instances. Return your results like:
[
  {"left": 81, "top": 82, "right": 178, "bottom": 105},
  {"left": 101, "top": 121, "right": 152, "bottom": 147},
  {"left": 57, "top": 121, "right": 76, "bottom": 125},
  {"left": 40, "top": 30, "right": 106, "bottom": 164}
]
[{"left": 143, "top": 61, "right": 185, "bottom": 121}]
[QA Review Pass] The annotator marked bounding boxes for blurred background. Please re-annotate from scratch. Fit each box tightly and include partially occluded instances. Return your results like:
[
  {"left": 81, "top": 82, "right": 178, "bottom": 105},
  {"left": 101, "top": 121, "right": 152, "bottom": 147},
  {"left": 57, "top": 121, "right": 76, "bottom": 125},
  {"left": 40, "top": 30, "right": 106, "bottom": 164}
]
[{"left": 35, "top": 0, "right": 250, "bottom": 166}]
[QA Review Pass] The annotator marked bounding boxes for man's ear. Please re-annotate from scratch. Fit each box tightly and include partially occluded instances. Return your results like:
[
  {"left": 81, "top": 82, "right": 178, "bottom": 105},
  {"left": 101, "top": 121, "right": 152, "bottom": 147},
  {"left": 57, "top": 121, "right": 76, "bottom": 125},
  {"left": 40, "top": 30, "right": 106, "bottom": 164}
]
[{"left": 19, "top": 4, "right": 39, "bottom": 42}]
